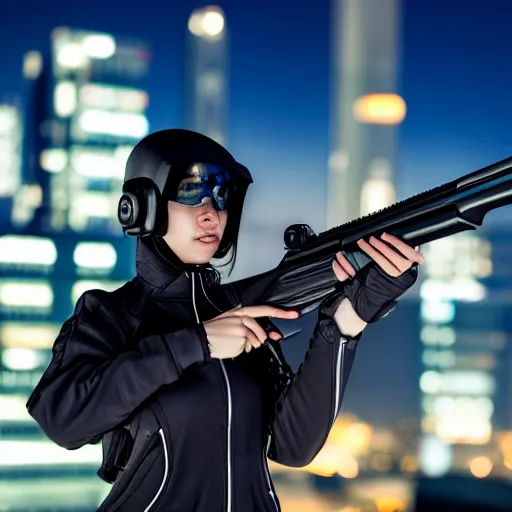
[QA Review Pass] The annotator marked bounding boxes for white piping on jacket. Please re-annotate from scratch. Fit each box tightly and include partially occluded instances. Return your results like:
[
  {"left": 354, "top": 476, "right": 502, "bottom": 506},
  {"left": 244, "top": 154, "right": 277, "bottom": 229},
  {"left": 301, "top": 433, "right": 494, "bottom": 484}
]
[
  {"left": 264, "top": 435, "right": 279, "bottom": 511},
  {"left": 143, "top": 429, "right": 169, "bottom": 512},
  {"left": 332, "top": 340, "right": 347, "bottom": 428},
  {"left": 193, "top": 272, "right": 233, "bottom": 512}
]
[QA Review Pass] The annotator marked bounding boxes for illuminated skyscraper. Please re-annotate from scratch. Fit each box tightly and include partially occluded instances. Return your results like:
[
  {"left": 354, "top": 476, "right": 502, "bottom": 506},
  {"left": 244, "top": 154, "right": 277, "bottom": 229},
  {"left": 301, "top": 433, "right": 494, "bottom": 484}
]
[
  {"left": 0, "top": 29, "right": 150, "bottom": 497},
  {"left": 11, "top": 26, "right": 151, "bottom": 311},
  {"left": 0, "top": 103, "right": 23, "bottom": 230},
  {"left": 0, "top": 104, "right": 22, "bottom": 199},
  {"left": 328, "top": 0, "right": 405, "bottom": 228},
  {"left": 185, "top": 5, "right": 228, "bottom": 146},
  {"left": 36, "top": 27, "right": 151, "bottom": 235},
  {"left": 417, "top": 232, "right": 508, "bottom": 477}
]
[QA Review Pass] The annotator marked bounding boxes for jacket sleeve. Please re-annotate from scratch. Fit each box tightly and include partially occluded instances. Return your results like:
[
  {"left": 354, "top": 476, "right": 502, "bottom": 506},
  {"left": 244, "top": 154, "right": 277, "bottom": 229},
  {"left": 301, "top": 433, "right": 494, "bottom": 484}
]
[
  {"left": 26, "top": 291, "right": 210, "bottom": 450},
  {"left": 265, "top": 297, "right": 361, "bottom": 468}
]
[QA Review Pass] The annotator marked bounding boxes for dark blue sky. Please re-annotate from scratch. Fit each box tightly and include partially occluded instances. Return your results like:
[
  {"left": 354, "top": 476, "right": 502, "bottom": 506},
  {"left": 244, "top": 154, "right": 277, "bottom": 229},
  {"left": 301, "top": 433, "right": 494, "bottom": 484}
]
[
  {"left": 2, "top": 0, "right": 512, "bottom": 206},
  {"left": 2, "top": 0, "right": 512, "bottom": 426}
]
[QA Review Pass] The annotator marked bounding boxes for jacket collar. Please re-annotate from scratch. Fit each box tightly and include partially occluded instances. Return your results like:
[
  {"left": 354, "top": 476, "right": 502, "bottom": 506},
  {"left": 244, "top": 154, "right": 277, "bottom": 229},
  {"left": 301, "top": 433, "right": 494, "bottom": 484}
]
[{"left": 135, "top": 236, "right": 214, "bottom": 300}]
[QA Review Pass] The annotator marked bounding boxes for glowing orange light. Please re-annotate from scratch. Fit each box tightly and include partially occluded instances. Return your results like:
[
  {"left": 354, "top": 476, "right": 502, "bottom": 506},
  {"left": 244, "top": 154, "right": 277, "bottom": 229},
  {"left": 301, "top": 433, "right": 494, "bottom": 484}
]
[
  {"left": 338, "top": 458, "right": 359, "bottom": 479},
  {"left": 305, "top": 449, "right": 338, "bottom": 477},
  {"left": 401, "top": 454, "right": 418, "bottom": 473},
  {"left": 375, "top": 496, "right": 406, "bottom": 512},
  {"left": 498, "top": 432, "right": 512, "bottom": 471},
  {"left": 468, "top": 456, "right": 493, "bottom": 478},
  {"left": 353, "top": 93, "right": 406, "bottom": 125}
]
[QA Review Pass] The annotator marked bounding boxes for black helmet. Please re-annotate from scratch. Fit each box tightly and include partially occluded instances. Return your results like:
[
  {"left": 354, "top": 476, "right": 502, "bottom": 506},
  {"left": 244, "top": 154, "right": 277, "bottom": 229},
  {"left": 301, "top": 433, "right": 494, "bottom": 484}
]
[{"left": 117, "top": 129, "right": 253, "bottom": 261}]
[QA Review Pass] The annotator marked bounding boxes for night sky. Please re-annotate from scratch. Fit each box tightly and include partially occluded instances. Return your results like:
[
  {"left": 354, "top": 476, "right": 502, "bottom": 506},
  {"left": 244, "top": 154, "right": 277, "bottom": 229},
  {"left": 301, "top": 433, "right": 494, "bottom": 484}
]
[
  {"left": 2, "top": 0, "right": 512, "bottom": 426},
  {"left": 2, "top": 0, "right": 512, "bottom": 201}
]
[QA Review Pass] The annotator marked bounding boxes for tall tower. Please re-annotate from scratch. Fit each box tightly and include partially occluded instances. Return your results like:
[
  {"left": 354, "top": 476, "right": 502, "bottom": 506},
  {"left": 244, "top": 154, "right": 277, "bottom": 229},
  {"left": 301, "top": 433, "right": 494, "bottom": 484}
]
[
  {"left": 186, "top": 5, "right": 228, "bottom": 146},
  {"left": 328, "top": 0, "right": 405, "bottom": 228}
]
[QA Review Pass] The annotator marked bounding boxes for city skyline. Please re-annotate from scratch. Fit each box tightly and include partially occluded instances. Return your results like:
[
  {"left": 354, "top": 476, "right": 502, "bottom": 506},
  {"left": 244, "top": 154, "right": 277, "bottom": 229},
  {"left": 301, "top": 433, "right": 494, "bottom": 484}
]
[
  {"left": 1, "top": 5, "right": 512, "bottom": 509},
  {"left": 1, "top": 0, "right": 512, "bottom": 431},
  {"left": 1, "top": 0, "right": 511, "bottom": 224}
]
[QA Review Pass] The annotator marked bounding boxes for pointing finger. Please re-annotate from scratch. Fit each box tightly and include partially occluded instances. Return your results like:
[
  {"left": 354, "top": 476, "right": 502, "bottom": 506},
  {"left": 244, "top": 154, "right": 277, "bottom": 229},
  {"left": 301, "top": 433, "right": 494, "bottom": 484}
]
[{"left": 232, "top": 306, "right": 299, "bottom": 320}]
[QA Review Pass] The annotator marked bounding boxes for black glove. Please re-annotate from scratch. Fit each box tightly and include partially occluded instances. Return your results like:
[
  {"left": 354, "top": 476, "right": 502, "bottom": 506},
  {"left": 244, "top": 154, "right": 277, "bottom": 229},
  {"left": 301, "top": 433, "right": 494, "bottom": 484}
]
[{"left": 343, "top": 262, "right": 419, "bottom": 323}]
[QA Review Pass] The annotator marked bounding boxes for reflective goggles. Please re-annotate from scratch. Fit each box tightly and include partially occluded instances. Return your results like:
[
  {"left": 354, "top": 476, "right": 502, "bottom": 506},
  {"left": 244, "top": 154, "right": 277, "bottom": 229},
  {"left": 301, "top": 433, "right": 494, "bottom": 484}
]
[{"left": 168, "top": 163, "right": 233, "bottom": 211}]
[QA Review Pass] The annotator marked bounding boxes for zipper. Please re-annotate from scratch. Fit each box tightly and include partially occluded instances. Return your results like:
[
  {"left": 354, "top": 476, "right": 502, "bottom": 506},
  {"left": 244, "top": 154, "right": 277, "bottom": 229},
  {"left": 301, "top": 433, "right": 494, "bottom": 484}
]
[
  {"left": 143, "top": 429, "right": 170, "bottom": 512},
  {"left": 263, "top": 435, "right": 279, "bottom": 511},
  {"left": 193, "top": 273, "right": 233, "bottom": 512}
]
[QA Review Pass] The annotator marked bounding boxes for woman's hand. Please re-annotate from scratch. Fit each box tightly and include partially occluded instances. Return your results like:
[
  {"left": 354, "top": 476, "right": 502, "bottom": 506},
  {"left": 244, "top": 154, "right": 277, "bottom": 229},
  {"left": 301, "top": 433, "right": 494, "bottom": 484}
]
[
  {"left": 203, "top": 305, "right": 299, "bottom": 359},
  {"left": 355, "top": 232, "right": 424, "bottom": 277},
  {"left": 333, "top": 232, "right": 424, "bottom": 281},
  {"left": 331, "top": 232, "right": 425, "bottom": 333}
]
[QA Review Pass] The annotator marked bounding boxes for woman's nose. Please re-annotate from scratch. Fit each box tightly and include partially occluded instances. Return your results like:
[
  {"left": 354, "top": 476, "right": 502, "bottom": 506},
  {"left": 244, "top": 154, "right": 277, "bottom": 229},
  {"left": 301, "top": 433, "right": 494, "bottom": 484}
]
[{"left": 198, "top": 205, "right": 220, "bottom": 226}]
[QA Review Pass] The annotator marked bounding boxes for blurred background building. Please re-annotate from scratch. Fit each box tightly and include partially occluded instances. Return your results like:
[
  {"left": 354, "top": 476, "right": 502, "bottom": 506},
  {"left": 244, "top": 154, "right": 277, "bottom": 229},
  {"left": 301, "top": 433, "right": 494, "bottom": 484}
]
[
  {"left": 327, "top": 0, "right": 403, "bottom": 229},
  {"left": 0, "top": 104, "right": 22, "bottom": 200},
  {"left": 1, "top": 0, "right": 512, "bottom": 511},
  {"left": 185, "top": 5, "right": 228, "bottom": 146},
  {"left": 0, "top": 26, "right": 151, "bottom": 509},
  {"left": 18, "top": 26, "right": 150, "bottom": 235},
  {"left": 417, "top": 233, "right": 507, "bottom": 478}
]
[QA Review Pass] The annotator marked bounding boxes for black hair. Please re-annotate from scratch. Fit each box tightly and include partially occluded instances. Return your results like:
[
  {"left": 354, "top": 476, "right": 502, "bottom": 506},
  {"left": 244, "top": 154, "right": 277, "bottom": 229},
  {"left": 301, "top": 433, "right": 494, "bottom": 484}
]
[{"left": 211, "top": 176, "right": 248, "bottom": 276}]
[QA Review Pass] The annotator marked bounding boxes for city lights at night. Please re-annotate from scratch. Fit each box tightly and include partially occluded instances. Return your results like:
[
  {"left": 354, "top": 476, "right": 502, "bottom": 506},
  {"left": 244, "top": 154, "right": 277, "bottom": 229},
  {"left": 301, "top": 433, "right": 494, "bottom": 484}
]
[{"left": 1, "top": 0, "right": 512, "bottom": 511}]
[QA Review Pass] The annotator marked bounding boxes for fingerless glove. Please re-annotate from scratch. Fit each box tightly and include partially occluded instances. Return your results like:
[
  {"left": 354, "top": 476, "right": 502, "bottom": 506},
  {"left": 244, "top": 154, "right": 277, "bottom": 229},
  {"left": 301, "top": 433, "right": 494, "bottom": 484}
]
[{"left": 343, "top": 263, "right": 419, "bottom": 323}]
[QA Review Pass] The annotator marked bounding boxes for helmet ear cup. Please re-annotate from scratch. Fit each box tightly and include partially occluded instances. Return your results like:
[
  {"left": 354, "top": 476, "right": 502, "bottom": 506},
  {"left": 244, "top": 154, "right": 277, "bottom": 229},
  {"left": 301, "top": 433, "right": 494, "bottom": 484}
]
[
  {"left": 117, "top": 178, "right": 165, "bottom": 236},
  {"left": 118, "top": 192, "right": 139, "bottom": 228}
]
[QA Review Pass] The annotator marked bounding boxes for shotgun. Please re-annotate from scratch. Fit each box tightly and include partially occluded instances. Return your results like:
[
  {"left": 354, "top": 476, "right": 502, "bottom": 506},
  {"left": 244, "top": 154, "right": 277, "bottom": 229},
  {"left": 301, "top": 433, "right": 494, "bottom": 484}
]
[{"left": 231, "top": 155, "right": 512, "bottom": 315}]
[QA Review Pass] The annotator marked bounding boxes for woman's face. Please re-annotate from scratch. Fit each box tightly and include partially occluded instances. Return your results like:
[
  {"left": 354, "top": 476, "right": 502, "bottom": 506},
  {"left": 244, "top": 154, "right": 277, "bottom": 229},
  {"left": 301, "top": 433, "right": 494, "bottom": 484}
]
[{"left": 162, "top": 198, "right": 228, "bottom": 264}]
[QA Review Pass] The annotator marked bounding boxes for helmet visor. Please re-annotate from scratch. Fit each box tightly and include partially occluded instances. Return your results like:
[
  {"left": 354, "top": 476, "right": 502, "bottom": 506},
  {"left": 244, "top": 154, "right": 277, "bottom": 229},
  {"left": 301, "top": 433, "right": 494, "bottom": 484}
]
[{"left": 167, "top": 163, "right": 233, "bottom": 211}]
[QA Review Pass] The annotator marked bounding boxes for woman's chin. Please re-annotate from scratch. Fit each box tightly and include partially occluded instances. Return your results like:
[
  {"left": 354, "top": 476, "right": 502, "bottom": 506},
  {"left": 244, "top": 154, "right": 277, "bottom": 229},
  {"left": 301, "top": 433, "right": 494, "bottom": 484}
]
[{"left": 190, "top": 240, "right": 219, "bottom": 263}]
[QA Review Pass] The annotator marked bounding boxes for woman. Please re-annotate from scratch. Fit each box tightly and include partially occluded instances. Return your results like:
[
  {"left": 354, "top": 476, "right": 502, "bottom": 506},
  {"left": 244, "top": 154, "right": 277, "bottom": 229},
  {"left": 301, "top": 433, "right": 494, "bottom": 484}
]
[{"left": 27, "top": 129, "right": 424, "bottom": 512}]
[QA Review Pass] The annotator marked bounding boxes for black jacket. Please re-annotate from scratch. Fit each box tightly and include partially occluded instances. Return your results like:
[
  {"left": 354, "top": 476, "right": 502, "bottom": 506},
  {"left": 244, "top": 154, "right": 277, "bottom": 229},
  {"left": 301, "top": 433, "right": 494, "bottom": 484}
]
[{"left": 26, "top": 237, "right": 360, "bottom": 512}]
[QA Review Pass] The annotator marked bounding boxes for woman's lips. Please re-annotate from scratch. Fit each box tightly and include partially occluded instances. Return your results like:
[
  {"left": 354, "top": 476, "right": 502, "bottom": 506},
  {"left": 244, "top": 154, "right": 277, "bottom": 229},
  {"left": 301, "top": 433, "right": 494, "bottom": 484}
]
[{"left": 196, "top": 235, "right": 218, "bottom": 244}]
